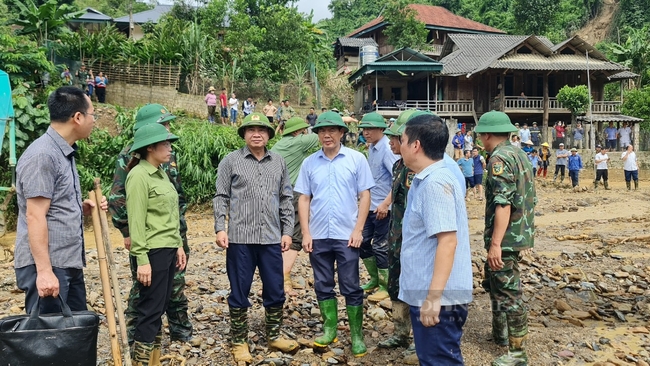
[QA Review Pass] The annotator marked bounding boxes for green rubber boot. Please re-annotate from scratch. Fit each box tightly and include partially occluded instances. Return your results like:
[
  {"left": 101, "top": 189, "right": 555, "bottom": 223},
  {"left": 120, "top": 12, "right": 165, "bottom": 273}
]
[
  {"left": 346, "top": 305, "right": 367, "bottom": 357},
  {"left": 360, "top": 257, "right": 379, "bottom": 292},
  {"left": 626, "top": 181, "right": 631, "bottom": 190},
  {"left": 377, "top": 300, "right": 410, "bottom": 348},
  {"left": 491, "top": 311, "right": 508, "bottom": 346},
  {"left": 367, "top": 268, "right": 389, "bottom": 302},
  {"left": 634, "top": 180, "right": 639, "bottom": 190},
  {"left": 604, "top": 180, "right": 611, "bottom": 190},
  {"left": 314, "top": 299, "right": 338, "bottom": 347}
]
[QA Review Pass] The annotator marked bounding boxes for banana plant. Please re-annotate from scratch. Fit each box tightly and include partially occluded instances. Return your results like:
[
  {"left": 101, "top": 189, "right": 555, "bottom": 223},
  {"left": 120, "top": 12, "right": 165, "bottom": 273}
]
[{"left": 8, "top": 0, "right": 82, "bottom": 46}]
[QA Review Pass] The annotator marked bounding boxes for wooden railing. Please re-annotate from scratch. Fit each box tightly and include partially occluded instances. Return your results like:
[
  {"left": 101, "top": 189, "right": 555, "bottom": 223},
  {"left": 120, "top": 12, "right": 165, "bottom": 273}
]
[
  {"left": 591, "top": 101, "right": 621, "bottom": 113},
  {"left": 504, "top": 97, "right": 621, "bottom": 114},
  {"left": 374, "top": 100, "right": 475, "bottom": 115},
  {"left": 503, "top": 96, "right": 544, "bottom": 110}
]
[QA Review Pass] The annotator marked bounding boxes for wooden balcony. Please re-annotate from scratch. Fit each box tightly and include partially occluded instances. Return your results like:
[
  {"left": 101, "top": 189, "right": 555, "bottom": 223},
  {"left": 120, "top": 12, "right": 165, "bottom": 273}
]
[
  {"left": 374, "top": 100, "right": 475, "bottom": 118},
  {"left": 503, "top": 97, "right": 621, "bottom": 114}
]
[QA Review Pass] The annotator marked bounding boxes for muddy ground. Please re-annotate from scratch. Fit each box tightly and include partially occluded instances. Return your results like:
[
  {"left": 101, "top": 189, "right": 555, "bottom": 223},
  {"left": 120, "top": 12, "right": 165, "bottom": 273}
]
[{"left": 1, "top": 169, "right": 650, "bottom": 366}]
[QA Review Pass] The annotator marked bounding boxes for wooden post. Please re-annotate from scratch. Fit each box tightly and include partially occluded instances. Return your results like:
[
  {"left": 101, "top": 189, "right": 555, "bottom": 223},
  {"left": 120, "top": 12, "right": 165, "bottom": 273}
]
[
  {"left": 543, "top": 72, "right": 550, "bottom": 144},
  {"left": 94, "top": 179, "right": 132, "bottom": 366},
  {"left": 89, "top": 191, "right": 122, "bottom": 366}
]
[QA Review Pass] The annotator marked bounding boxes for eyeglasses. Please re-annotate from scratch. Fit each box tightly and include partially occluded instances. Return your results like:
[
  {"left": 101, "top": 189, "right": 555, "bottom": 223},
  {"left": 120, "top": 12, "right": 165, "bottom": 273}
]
[{"left": 75, "top": 112, "right": 98, "bottom": 121}]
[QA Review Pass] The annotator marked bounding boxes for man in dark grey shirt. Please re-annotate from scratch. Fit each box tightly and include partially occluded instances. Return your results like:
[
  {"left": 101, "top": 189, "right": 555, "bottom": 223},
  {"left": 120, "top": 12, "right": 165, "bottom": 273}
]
[
  {"left": 14, "top": 86, "right": 107, "bottom": 314},
  {"left": 213, "top": 112, "right": 297, "bottom": 363}
]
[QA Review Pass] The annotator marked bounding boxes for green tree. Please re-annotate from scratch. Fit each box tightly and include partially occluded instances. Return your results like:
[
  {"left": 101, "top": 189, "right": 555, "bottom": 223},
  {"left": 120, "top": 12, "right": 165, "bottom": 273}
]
[
  {"left": 621, "top": 86, "right": 650, "bottom": 131},
  {"left": 556, "top": 85, "right": 590, "bottom": 126},
  {"left": 9, "top": 0, "right": 81, "bottom": 46},
  {"left": 512, "top": 0, "right": 560, "bottom": 35},
  {"left": 603, "top": 26, "right": 650, "bottom": 88},
  {"left": 382, "top": 0, "right": 428, "bottom": 50},
  {"left": 320, "top": 0, "right": 385, "bottom": 40}
]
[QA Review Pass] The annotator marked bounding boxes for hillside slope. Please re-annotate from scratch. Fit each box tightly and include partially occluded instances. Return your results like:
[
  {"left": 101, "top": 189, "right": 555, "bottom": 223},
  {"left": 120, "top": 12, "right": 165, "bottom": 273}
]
[{"left": 575, "top": 0, "right": 618, "bottom": 44}]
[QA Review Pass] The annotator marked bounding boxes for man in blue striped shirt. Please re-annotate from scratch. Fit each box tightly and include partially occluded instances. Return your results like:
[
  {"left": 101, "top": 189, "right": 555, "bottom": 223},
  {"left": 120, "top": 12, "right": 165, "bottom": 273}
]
[{"left": 398, "top": 114, "right": 473, "bottom": 366}]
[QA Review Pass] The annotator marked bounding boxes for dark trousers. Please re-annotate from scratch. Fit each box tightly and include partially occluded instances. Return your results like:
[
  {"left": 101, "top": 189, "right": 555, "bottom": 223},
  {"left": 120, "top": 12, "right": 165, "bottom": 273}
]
[
  {"left": 310, "top": 239, "right": 363, "bottom": 306},
  {"left": 133, "top": 248, "right": 176, "bottom": 343},
  {"left": 554, "top": 164, "right": 566, "bottom": 178},
  {"left": 569, "top": 170, "right": 580, "bottom": 187},
  {"left": 360, "top": 211, "right": 390, "bottom": 268},
  {"left": 625, "top": 170, "right": 639, "bottom": 182},
  {"left": 226, "top": 243, "right": 285, "bottom": 308},
  {"left": 607, "top": 139, "right": 617, "bottom": 150},
  {"left": 96, "top": 87, "right": 106, "bottom": 103},
  {"left": 595, "top": 169, "right": 609, "bottom": 182},
  {"left": 410, "top": 304, "right": 468, "bottom": 365},
  {"left": 15, "top": 265, "right": 86, "bottom": 314}
]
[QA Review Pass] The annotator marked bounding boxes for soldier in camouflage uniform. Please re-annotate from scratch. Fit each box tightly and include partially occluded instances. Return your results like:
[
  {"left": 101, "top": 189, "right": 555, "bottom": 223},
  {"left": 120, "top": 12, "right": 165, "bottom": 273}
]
[
  {"left": 475, "top": 111, "right": 537, "bottom": 366},
  {"left": 376, "top": 110, "right": 419, "bottom": 365},
  {"left": 108, "top": 104, "right": 193, "bottom": 344}
]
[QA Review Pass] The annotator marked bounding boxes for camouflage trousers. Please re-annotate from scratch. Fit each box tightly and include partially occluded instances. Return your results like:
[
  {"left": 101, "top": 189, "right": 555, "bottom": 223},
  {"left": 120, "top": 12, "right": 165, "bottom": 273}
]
[
  {"left": 481, "top": 251, "right": 528, "bottom": 340},
  {"left": 126, "top": 242, "right": 192, "bottom": 343},
  {"left": 387, "top": 237, "right": 402, "bottom": 301}
]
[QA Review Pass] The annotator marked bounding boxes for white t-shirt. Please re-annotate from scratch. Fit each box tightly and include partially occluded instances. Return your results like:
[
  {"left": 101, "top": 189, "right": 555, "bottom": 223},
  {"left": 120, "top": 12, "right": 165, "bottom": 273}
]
[
  {"left": 229, "top": 97, "right": 238, "bottom": 111},
  {"left": 595, "top": 152, "right": 609, "bottom": 170},
  {"left": 622, "top": 151, "right": 638, "bottom": 171},
  {"left": 618, "top": 127, "right": 631, "bottom": 143}
]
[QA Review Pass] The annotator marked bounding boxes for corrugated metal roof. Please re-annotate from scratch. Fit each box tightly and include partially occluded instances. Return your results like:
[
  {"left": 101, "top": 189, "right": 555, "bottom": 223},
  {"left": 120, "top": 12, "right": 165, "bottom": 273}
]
[
  {"left": 114, "top": 5, "right": 172, "bottom": 24},
  {"left": 440, "top": 34, "right": 530, "bottom": 75},
  {"left": 608, "top": 70, "right": 639, "bottom": 80},
  {"left": 492, "top": 54, "right": 627, "bottom": 71},
  {"left": 577, "top": 114, "right": 643, "bottom": 123},
  {"left": 537, "top": 36, "right": 554, "bottom": 49},
  {"left": 74, "top": 7, "right": 112, "bottom": 21},
  {"left": 551, "top": 35, "right": 605, "bottom": 60},
  {"left": 337, "top": 37, "right": 378, "bottom": 48},
  {"left": 377, "top": 47, "right": 435, "bottom": 62},
  {"left": 440, "top": 33, "right": 628, "bottom": 76}
]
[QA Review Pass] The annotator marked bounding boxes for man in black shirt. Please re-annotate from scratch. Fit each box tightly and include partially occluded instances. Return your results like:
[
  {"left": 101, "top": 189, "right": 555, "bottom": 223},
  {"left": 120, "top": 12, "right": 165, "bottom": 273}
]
[{"left": 305, "top": 107, "right": 318, "bottom": 133}]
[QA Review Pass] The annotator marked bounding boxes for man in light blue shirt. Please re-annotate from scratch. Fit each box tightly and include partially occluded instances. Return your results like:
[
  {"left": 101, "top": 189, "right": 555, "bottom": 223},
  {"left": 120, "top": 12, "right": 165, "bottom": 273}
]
[
  {"left": 398, "top": 114, "right": 473, "bottom": 366},
  {"left": 457, "top": 149, "right": 475, "bottom": 199},
  {"left": 604, "top": 122, "right": 618, "bottom": 150},
  {"left": 295, "top": 111, "right": 374, "bottom": 357},
  {"left": 518, "top": 123, "right": 531, "bottom": 144},
  {"left": 357, "top": 112, "right": 399, "bottom": 303}
]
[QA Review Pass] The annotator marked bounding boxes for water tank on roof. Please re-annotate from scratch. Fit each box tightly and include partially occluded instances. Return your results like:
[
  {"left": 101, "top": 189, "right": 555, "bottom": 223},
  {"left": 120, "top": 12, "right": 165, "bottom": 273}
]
[{"left": 360, "top": 45, "right": 379, "bottom": 66}]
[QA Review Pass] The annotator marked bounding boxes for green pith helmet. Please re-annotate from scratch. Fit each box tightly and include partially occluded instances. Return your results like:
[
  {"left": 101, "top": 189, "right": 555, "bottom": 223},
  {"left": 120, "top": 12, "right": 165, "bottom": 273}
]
[
  {"left": 134, "top": 104, "right": 176, "bottom": 131},
  {"left": 385, "top": 109, "right": 416, "bottom": 136},
  {"left": 396, "top": 110, "right": 438, "bottom": 134},
  {"left": 130, "top": 123, "right": 179, "bottom": 153},
  {"left": 474, "top": 110, "right": 518, "bottom": 133},
  {"left": 313, "top": 111, "right": 348, "bottom": 133},
  {"left": 237, "top": 112, "right": 275, "bottom": 139},
  {"left": 358, "top": 112, "right": 388, "bottom": 129},
  {"left": 282, "top": 117, "right": 309, "bottom": 136}
]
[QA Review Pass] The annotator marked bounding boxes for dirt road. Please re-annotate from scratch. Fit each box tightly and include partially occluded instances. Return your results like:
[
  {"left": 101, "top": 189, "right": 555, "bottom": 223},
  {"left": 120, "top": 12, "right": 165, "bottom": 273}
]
[{"left": 1, "top": 169, "right": 649, "bottom": 365}]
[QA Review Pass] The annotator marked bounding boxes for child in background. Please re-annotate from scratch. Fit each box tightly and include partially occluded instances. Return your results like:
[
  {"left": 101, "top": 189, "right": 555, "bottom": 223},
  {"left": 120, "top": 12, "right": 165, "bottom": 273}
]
[{"left": 528, "top": 150, "right": 540, "bottom": 177}]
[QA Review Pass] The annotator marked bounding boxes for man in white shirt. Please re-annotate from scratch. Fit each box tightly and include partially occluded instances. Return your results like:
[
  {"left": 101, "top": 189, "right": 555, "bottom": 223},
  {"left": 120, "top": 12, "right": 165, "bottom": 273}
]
[
  {"left": 518, "top": 123, "right": 531, "bottom": 145},
  {"left": 229, "top": 93, "right": 239, "bottom": 126},
  {"left": 621, "top": 144, "right": 639, "bottom": 190},
  {"left": 618, "top": 122, "right": 632, "bottom": 150},
  {"left": 594, "top": 147, "right": 610, "bottom": 190}
]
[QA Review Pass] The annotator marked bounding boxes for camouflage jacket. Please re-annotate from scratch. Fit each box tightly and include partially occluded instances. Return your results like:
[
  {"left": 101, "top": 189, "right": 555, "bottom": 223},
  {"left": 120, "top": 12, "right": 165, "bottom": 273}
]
[
  {"left": 108, "top": 144, "right": 187, "bottom": 239},
  {"left": 484, "top": 140, "right": 537, "bottom": 252},
  {"left": 388, "top": 159, "right": 415, "bottom": 247}
]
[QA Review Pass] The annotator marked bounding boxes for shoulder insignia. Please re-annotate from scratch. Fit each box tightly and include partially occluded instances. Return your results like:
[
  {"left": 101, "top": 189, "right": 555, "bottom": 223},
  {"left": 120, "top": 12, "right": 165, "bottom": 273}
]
[
  {"left": 492, "top": 162, "right": 504, "bottom": 176},
  {"left": 170, "top": 162, "right": 176, "bottom": 167},
  {"left": 406, "top": 172, "right": 415, "bottom": 188}
]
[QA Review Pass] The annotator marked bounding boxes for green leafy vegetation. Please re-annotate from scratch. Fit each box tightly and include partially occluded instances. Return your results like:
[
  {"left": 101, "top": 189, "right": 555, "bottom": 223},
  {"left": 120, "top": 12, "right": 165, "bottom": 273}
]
[{"left": 556, "top": 85, "right": 590, "bottom": 125}]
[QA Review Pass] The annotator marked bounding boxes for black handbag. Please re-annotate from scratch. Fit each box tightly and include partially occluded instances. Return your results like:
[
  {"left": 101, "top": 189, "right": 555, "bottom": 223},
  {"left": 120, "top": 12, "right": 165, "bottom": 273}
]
[{"left": 0, "top": 296, "right": 100, "bottom": 366}]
